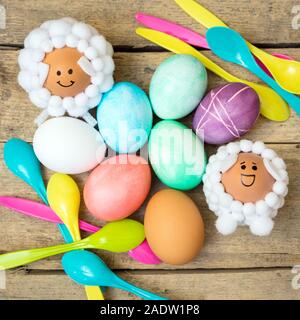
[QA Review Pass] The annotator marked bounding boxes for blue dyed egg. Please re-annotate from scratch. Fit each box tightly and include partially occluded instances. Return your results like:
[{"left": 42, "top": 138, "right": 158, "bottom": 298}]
[{"left": 97, "top": 82, "right": 153, "bottom": 153}]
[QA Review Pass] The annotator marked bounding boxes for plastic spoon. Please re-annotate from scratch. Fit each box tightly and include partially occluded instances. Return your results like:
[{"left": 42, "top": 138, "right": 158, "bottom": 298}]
[
  {"left": 259, "top": 53, "right": 293, "bottom": 77},
  {"left": 62, "top": 250, "right": 167, "bottom": 300},
  {"left": 47, "top": 173, "right": 104, "bottom": 300},
  {"left": 0, "top": 219, "right": 145, "bottom": 270},
  {"left": 174, "top": 0, "right": 300, "bottom": 94},
  {"left": 3, "top": 138, "right": 72, "bottom": 243},
  {"left": 3, "top": 138, "right": 101, "bottom": 299},
  {"left": 206, "top": 27, "right": 300, "bottom": 116},
  {"left": 135, "top": 12, "right": 294, "bottom": 78},
  {"left": 47, "top": 174, "right": 81, "bottom": 241},
  {"left": 0, "top": 196, "right": 160, "bottom": 265},
  {"left": 136, "top": 27, "right": 290, "bottom": 121}
]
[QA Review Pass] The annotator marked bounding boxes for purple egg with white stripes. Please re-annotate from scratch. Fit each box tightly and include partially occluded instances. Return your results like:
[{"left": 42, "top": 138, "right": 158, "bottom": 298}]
[{"left": 193, "top": 83, "right": 260, "bottom": 145}]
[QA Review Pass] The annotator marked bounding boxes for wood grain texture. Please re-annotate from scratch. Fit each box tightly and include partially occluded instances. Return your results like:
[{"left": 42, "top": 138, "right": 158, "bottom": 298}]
[
  {"left": 1, "top": 49, "right": 300, "bottom": 143},
  {"left": 0, "top": 144, "right": 299, "bottom": 271},
  {"left": 0, "top": 269, "right": 299, "bottom": 300},
  {"left": 1, "top": 0, "right": 300, "bottom": 300},
  {"left": 0, "top": 0, "right": 299, "bottom": 46}
]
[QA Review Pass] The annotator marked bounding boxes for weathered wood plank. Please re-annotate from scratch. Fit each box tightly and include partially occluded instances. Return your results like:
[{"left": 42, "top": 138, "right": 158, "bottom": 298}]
[
  {"left": 0, "top": 269, "right": 299, "bottom": 300},
  {"left": 0, "top": 0, "right": 299, "bottom": 46},
  {"left": 1, "top": 49, "right": 300, "bottom": 143},
  {"left": 1, "top": 0, "right": 299, "bottom": 302},
  {"left": 0, "top": 143, "right": 299, "bottom": 270}
]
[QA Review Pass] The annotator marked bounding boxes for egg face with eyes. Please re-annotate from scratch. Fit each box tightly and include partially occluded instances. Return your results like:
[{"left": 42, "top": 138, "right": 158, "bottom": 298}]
[
  {"left": 43, "top": 47, "right": 91, "bottom": 97},
  {"left": 221, "top": 152, "right": 275, "bottom": 203}
]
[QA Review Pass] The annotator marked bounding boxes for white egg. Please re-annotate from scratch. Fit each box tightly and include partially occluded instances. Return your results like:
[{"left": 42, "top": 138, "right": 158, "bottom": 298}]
[{"left": 33, "top": 117, "right": 106, "bottom": 174}]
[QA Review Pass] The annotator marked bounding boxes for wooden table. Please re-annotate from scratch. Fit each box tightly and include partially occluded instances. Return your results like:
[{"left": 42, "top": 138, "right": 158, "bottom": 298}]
[{"left": 0, "top": 0, "right": 300, "bottom": 300}]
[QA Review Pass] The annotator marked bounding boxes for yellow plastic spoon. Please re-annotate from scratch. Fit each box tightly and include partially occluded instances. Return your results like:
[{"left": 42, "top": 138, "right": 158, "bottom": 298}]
[
  {"left": 136, "top": 27, "right": 290, "bottom": 121},
  {"left": 174, "top": 0, "right": 300, "bottom": 94},
  {"left": 47, "top": 173, "right": 104, "bottom": 300},
  {"left": 47, "top": 174, "right": 81, "bottom": 241}
]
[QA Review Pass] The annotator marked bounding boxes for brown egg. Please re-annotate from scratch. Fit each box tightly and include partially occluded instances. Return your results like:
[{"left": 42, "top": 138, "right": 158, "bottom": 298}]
[
  {"left": 144, "top": 189, "right": 205, "bottom": 265},
  {"left": 43, "top": 47, "right": 91, "bottom": 97},
  {"left": 221, "top": 152, "right": 275, "bottom": 203}
]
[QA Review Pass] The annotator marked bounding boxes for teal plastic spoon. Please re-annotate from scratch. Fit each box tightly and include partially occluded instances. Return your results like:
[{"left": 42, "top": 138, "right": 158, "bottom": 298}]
[
  {"left": 62, "top": 250, "right": 168, "bottom": 300},
  {"left": 206, "top": 27, "right": 300, "bottom": 116},
  {"left": 3, "top": 138, "right": 72, "bottom": 243}
]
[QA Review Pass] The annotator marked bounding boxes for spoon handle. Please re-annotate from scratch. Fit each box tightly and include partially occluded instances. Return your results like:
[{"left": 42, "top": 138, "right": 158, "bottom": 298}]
[
  {"left": 0, "top": 240, "right": 86, "bottom": 270},
  {"left": 0, "top": 196, "right": 160, "bottom": 265},
  {"left": 0, "top": 196, "right": 99, "bottom": 233},
  {"left": 85, "top": 286, "right": 104, "bottom": 300},
  {"left": 136, "top": 28, "right": 237, "bottom": 82},
  {"left": 135, "top": 12, "right": 209, "bottom": 48},
  {"left": 174, "top": 0, "right": 293, "bottom": 87},
  {"left": 175, "top": 0, "right": 227, "bottom": 29},
  {"left": 251, "top": 64, "right": 300, "bottom": 115},
  {"left": 115, "top": 276, "right": 168, "bottom": 300},
  {"left": 136, "top": 27, "right": 290, "bottom": 122}
]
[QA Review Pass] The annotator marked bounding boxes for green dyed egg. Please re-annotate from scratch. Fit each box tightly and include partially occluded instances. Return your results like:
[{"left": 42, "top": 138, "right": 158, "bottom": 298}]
[
  {"left": 150, "top": 54, "right": 207, "bottom": 119},
  {"left": 149, "top": 120, "right": 206, "bottom": 190}
]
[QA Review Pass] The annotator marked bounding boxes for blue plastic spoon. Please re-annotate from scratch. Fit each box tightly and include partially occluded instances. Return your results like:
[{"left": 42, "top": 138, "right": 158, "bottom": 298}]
[
  {"left": 3, "top": 138, "right": 72, "bottom": 243},
  {"left": 3, "top": 139, "right": 108, "bottom": 299},
  {"left": 62, "top": 250, "right": 168, "bottom": 300},
  {"left": 206, "top": 27, "right": 300, "bottom": 116}
]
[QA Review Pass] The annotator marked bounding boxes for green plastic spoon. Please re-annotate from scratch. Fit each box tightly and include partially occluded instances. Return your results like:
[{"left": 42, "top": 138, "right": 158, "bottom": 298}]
[{"left": 0, "top": 219, "right": 145, "bottom": 270}]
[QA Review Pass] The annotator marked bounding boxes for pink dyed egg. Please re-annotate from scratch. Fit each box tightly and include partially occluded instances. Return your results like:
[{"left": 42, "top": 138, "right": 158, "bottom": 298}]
[
  {"left": 193, "top": 83, "right": 260, "bottom": 145},
  {"left": 84, "top": 154, "right": 151, "bottom": 221}
]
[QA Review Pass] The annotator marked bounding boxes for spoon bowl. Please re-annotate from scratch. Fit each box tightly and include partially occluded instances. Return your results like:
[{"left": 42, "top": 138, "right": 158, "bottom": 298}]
[
  {"left": 206, "top": 27, "right": 300, "bottom": 116},
  {"left": 256, "top": 53, "right": 293, "bottom": 77},
  {"left": 0, "top": 219, "right": 145, "bottom": 270},
  {"left": 0, "top": 196, "right": 161, "bottom": 264},
  {"left": 47, "top": 174, "right": 81, "bottom": 241},
  {"left": 250, "top": 46, "right": 300, "bottom": 94},
  {"left": 62, "top": 250, "right": 167, "bottom": 300},
  {"left": 4, "top": 138, "right": 48, "bottom": 203},
  {"left": 174, "top": 0, "right": 300, "bottom": 94},
  {"left": 3, "top": 138, "right": 72, "bottom": 242},
  {"left": 47, "top": 173, "right": 103, "bottom": 300},
  {"left": 136, "top": 12, "right": 295, "bottom": 80}
]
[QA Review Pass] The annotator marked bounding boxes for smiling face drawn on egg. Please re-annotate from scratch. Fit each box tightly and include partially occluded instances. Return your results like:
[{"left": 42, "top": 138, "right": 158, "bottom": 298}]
[
  {"left": 221, "top": 152, "right": 275, "bottom": 203},
  {"left": 240, "top": 160, "right": 257, "bottom": 187},
  {"left": 43, "top": 47, "right": 91, "bottom": 97}
]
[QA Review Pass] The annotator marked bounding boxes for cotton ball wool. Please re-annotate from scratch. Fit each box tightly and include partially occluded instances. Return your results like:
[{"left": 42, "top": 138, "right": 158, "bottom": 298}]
[
  {"left": 203, "top": 140, "right": 289, "bottom": 236},
  {"left": 18, "top": 17, "right": 115, "bottom": 126}
]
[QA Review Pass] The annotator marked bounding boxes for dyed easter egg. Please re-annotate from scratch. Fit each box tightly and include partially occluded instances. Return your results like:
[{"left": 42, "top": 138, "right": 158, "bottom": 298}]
[
  {"left": 193, "top": 83, "right": 260, "bottom": 145},
  {"left": 150, "top": 54, "right": 207, "bottom": 119},
  {"left": 149, "top": 120, "right": 206, "bottom": 190},
  {"left": 33, "top": 117, "right": 106, "bottom": 174},
  {"left": 97, "top": 82, "right": 153, "bottom": 153},
  {"left": 145, "top": 189, "right": 205, "bottom": 265},
  {"left": 84, "top": 154, "right": 151, "bottom": 221}
]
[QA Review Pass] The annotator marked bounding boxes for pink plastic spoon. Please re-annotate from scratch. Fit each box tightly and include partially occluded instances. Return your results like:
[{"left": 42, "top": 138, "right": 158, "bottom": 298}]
[
  {"left": 135, "top": 12, "right": 293, "bottom": 77},
  {"left": 0, "top": 196, "right": 160, "bottom": 265}
]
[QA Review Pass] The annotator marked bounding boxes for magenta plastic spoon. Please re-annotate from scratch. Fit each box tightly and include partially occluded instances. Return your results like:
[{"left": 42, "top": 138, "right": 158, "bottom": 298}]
[
  {"left": 136, "top": 12, "right": 209, "bottom": 48},
  {"left": 135, "top": 12, "right": 293, "bottom": 77},
  {"left": 0, "top": 196, "right": 160, "bottom": 265}
]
